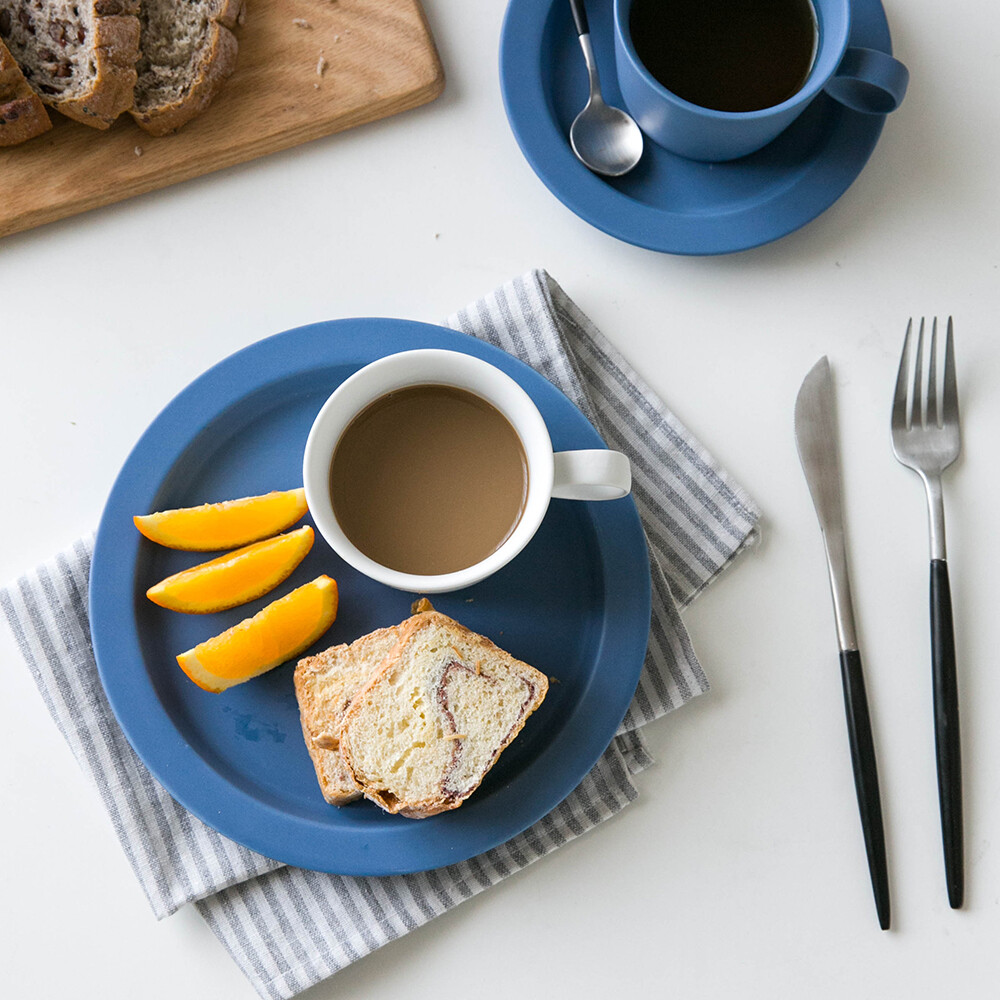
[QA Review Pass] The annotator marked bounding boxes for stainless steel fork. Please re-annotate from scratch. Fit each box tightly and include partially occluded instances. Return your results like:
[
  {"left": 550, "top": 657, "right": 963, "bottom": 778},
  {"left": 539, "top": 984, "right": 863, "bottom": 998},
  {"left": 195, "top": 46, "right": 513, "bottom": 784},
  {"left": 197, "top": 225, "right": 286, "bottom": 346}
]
[{"left": 890, "top": 317, "right": 963, "bottom": 908}]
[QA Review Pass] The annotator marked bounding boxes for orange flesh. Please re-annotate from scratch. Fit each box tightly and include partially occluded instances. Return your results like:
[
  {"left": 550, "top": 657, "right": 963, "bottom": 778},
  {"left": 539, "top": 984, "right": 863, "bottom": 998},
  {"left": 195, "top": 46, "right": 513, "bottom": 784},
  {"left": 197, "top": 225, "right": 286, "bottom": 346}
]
[
  {"left": 176, "top": 576, "right": 338, "bottom": 691},
  {"left": 134, "top": 488, "right": 308, "bottom": 551},
  {"left": 146, "top": 526, "right": 314, "bottom": 613}
]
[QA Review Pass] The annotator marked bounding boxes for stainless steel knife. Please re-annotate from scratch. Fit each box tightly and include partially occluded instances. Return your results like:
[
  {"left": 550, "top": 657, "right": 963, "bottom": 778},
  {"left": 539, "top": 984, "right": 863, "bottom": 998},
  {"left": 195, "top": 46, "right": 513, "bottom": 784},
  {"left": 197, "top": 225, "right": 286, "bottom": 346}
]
[{"left": 794, "top": 356, "right": 891, "bottom": 930}]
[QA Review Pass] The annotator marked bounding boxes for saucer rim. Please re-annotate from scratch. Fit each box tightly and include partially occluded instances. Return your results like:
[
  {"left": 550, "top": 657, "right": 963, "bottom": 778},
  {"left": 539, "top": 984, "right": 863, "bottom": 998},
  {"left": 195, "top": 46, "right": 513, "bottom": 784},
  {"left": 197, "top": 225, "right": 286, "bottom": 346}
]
[{"left": 499, "top": 0, "right": 894, "bottom": 256}]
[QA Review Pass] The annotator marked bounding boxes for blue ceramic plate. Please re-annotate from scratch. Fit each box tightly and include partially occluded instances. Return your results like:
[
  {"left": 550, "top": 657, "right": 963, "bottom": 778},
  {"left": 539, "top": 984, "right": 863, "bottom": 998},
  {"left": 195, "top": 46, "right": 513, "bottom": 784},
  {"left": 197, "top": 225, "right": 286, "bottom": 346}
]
[
  {"left": 90, "top": 319, "right": 651, "bottom": 875},
  {"left": 500, "top": 0, "right": 894, "bottom": 255}
]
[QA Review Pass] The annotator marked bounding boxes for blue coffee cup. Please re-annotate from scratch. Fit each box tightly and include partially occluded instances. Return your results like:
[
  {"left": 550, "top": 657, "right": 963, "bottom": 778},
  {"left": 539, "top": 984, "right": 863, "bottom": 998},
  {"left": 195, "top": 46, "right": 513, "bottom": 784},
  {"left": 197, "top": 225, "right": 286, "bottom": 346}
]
[{"left": 613, "top": 0, "right": 909, "bottom": 162}]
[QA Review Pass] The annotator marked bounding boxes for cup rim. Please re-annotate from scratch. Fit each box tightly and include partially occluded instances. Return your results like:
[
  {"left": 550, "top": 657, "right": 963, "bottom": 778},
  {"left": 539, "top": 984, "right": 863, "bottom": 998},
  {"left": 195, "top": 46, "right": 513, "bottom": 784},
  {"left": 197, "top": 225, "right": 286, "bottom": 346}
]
[
  {"left": 302, "top": 348, "right": 555, "bottom": 593},
  {"left": 613, "top": 0, "right": 851, "bottom": 121}
]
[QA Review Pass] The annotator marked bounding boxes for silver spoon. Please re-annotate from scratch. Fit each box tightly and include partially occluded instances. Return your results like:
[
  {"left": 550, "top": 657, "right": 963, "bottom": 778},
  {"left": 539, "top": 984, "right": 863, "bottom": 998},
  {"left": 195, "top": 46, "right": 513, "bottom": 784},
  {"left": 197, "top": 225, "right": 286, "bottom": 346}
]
[{"left": 567, "top": 0, "right": 643, "bottom": 177}]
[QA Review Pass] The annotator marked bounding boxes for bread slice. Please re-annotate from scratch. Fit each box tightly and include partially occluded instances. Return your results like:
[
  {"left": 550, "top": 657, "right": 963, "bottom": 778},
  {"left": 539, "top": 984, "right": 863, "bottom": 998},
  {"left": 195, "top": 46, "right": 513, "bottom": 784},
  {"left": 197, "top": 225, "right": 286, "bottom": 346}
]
[
  {"left": 294, "top": 625, "right": 402, "bottom": 806},
  {"left": 0, "top": 0, "right": 140, "bottom": 129},
  {"left": 339, "top": 612, "right": 549, "bottom": 819},
  {"left": 130, "top": 0, "right": 243, "bottom": 136},
  {"left": 0, "top": 34, "right": 50, "bottom": 144}
]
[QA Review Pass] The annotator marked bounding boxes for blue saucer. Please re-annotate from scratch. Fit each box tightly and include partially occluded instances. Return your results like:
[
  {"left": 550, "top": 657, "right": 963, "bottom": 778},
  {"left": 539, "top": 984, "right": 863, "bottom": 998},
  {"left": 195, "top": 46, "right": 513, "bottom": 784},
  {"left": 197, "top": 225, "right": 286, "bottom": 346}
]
[
  {"left": 89, "top": 319, "right": 651, "bottom": 875},
  {"left": 500, "top": 0, "right": 896, "bottom": 255}
]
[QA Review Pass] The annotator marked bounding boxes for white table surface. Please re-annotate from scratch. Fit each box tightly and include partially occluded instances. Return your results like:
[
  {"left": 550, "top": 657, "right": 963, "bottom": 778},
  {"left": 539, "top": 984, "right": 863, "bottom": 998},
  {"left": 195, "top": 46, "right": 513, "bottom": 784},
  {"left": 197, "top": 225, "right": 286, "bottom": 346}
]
[{"left": 3, "top": 1, "right": 998, "bottom": 996}]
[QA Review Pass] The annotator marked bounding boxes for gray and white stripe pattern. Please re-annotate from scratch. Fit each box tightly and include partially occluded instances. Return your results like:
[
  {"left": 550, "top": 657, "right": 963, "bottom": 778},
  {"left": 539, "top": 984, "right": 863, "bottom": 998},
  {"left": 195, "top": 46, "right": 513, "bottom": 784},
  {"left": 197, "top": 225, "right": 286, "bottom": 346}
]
[
  {"left": 0, "top": 538, "right": 284, "bottom": 918},
  {"left": 195, "top": 732, "right": 653, "bottom": 998},
  {"left": 1, "top": 271, "right": 759, "bottom": 1000},
  {"left": 446, "top": 271, "right": 760, "bottom": 729}
]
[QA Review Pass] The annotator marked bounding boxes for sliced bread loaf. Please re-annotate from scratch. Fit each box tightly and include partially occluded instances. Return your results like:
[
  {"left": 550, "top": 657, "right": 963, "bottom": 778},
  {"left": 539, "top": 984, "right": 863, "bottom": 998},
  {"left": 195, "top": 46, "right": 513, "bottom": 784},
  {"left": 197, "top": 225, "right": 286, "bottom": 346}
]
[
  {"left": 0, "top": 0, "right": 140, "bottom": 129},
  {"left": 0, "top": 33, "right": 50, "bottom": 144},
  {"left": 130, "top": 0, "right": 243, "bottom": 136},
  {"left": 339, "top": 612, "right": 549, "bottom": 819},
  {"left": 294, "top": 625, "right": 402, "bottom": 806}
]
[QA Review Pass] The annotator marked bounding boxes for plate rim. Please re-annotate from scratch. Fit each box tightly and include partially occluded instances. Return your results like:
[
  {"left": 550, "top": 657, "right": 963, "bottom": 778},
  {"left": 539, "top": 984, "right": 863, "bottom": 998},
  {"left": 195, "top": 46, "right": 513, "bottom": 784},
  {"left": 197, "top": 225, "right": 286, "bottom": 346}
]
[
  {"left": 498, "top": 0, "right": 893, "bottom": 255},
  {"left": 89, "top": 318, "right": 652, "bottom": 875}
]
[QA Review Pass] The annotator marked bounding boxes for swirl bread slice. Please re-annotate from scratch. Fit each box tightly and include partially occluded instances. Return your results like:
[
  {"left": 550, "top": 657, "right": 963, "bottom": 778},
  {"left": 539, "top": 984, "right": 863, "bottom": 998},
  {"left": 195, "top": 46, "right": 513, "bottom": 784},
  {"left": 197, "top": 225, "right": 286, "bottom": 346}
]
[
  {"left": 0, "top": 0, "right": 140, "bottom": 129},
  {"left": 294, "top": 625, "right": 402, "bottom": 806},
  {"left": 0, "top": 34, "right": 50, "bottom": 144},
  {"left": 130, "top": 0, "right": 243, "bottom": 136},
  {"left": 339, "top": 612, "right": 549, "bottom": 819}
]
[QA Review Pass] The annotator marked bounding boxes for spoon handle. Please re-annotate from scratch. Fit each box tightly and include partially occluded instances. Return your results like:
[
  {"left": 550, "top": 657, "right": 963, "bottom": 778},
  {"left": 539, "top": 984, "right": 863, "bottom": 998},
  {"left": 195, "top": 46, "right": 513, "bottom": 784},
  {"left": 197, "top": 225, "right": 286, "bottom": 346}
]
[{"left": 569, "top": 0, "right": 589, "bottom": 37}]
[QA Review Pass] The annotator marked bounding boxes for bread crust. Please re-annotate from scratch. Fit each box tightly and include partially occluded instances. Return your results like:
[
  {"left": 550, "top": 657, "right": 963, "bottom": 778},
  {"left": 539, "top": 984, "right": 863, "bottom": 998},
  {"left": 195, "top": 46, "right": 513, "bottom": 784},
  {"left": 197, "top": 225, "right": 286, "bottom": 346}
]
[
  {"left": 294, "top": 625, "right": 402, "bottom": 806},
  {"left": 51, "top": 3, "right": 141, "bottom": 129},
  {"left": 0, "top": 38, "right": 50, "bottom": 145},
  {"left": 130, "top": 0, "right": 244, "bottom": 136},
  {"left": 339, "top": 612, "right": 549, "bottom": 819}
]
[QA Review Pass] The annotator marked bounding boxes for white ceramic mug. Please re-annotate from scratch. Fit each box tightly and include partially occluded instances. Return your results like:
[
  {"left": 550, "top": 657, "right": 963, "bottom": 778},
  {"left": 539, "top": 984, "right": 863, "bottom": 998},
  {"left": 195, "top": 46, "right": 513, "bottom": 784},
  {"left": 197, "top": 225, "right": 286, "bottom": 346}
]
[{"left": 302, "top": 349, "right": 632, "bottom": 593}]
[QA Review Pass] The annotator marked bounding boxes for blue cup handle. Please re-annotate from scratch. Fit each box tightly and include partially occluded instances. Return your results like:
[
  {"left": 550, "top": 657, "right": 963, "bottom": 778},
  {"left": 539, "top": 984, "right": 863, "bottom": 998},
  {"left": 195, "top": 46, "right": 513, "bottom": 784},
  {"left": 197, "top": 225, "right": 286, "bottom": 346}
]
[{"left": 824, "top": 47, "right": 909, "bottom": 114}]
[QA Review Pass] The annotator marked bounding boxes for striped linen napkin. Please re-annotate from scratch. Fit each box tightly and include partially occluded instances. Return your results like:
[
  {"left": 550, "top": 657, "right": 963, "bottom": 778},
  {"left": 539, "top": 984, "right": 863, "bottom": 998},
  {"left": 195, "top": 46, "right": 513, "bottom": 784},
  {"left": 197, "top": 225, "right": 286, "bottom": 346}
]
[{"left": 1, "top": 270, "right": 760, "bottom": 1000}]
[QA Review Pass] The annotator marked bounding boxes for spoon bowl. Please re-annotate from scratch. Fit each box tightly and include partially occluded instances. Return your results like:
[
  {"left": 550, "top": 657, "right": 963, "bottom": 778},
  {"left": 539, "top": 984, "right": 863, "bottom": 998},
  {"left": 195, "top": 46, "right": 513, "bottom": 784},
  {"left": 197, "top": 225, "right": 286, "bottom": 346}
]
[
  {"left": 567, "top": 0, "right": 643, "bottom": 177},
  {"left": 570, "top": 94, "right": 644, "bottom": 177}
]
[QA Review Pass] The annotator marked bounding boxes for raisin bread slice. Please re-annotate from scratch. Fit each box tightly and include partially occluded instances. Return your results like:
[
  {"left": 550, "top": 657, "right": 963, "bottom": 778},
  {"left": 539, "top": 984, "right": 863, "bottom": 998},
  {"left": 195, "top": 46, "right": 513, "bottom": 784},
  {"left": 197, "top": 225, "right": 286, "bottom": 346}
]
[
  {"left": 294, "top": 625, "right": 402, "bottom": 806},
  {"left": 130, "top": 0, "right": 243, "bottom": 136},
  {"left": 0, "top": 0, "right": 140, "bottom": 129},
  {"left": 0, "top": 33, "right": 50, "bottom": 144},
  {"left": 339, "top": 612, "right": 549, "bottom": 819}
]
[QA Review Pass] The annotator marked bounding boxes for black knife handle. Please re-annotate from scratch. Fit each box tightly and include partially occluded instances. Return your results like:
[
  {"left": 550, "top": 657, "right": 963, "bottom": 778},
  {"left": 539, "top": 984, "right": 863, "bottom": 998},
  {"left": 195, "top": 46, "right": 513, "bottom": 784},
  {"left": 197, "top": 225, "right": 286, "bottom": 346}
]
[
  {"left": 569, "top": 0, "right": 589, "bottom": 36},
  {"left": 931, "top": 558, "right": 964, "bottom": 909},
  {"left": 839, "top": 648, "right": 891, "bottom": 930}
]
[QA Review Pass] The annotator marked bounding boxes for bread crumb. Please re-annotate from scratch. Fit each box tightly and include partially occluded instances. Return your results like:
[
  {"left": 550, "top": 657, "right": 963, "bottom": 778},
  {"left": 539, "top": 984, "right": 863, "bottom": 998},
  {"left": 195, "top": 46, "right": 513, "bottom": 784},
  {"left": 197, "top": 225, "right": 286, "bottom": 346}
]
[
  {"left": 317, "top": 54, "right": 328, "bottom": 76},
  {"left": 293, "top": 18, "right": 312, "bottom": 28},
  {"left": 411, "top": 597, "right": 435, "bottom": 614},
  {"left": 549, "top": 676, "right": 560, "bottom": 684},
  {"left": 133, "top": 146, "right": 143, "bottom": 157}
]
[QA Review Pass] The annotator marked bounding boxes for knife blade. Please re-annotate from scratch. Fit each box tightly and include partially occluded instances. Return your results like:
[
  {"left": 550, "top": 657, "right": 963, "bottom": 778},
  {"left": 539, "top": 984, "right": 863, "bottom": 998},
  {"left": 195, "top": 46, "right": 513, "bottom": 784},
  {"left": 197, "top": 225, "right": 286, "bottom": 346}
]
[{"left": 794, "top": 356, "right": 891, "bottom": 930}]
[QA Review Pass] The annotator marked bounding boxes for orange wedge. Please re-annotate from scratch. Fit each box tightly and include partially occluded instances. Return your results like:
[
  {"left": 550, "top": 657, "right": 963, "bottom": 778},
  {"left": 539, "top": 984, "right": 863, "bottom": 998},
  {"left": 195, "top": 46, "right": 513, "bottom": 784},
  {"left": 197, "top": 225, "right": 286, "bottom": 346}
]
[
  {"left": 134, "top": 488, "right": 308, "bottom": 551},
  {"left": 146, "top": 526, "right": 315, "bottom": 614},
  {"left": 177, "top": 576, "right": 338, "bottom": 692}
]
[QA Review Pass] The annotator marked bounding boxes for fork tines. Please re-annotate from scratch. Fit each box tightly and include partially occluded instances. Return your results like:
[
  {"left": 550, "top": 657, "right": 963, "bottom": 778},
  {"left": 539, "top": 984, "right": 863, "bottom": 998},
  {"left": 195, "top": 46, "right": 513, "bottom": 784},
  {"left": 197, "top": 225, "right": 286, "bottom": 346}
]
[{"left": 894, "top": 317, "right": 958, "bottom": 431}]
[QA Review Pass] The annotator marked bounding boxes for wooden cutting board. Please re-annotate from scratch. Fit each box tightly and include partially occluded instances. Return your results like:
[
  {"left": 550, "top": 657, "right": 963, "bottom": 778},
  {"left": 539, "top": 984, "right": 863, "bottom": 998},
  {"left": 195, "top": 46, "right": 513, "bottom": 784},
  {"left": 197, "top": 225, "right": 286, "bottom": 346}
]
[{"left": 0, "top": 0, "right": 444, "bottom": 238}]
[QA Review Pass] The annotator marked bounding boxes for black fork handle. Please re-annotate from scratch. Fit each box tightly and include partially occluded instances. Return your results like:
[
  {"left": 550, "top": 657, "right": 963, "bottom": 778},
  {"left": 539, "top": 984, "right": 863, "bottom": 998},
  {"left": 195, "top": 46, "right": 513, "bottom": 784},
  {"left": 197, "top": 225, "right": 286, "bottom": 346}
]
[
  {"left": 839, "top": 649, "right": 891, "bottom": 930},
  {"left": 569, "top": 0, "right": 589, "bottom": 36},
  {"left": 931, "top": 558, "right": 964, "bottom": 908}
]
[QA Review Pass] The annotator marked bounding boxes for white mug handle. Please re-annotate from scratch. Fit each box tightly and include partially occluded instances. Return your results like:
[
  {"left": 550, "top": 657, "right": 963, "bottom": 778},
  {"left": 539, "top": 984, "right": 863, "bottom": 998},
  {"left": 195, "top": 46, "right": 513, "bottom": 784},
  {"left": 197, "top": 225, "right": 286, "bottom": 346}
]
[{"left": 552, "top": 450, "right": 631, "bottom": 500}]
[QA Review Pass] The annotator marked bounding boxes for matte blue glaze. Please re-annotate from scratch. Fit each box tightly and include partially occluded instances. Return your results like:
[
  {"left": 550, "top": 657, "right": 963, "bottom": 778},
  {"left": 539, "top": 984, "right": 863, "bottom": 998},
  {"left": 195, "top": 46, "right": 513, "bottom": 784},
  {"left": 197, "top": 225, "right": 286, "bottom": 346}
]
[
  {"left": 90, "top": 319, "right": 651, "bottom": 875},
  {"left": 613, "top": 0, "right": 907, "bottom": 161},
  {"left": 824, "top": 46, "right": 909, "bottom": 114},
  {"left": 499, "top": 0, "right": 897, "bottom": 255}
]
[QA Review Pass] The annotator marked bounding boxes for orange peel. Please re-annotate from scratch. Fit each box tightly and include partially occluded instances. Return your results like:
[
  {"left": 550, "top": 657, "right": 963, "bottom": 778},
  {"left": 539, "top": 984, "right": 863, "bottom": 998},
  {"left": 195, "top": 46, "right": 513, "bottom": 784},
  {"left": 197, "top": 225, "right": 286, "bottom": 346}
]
[
  {"left": 177, "top": 575, "right": 339, "bottom": 692},
  {"left": 146, "top": 526, "right": 315, "bottom": 614},
  {"left": 134, "top": 488, "right": 308, "bottom": 551}
]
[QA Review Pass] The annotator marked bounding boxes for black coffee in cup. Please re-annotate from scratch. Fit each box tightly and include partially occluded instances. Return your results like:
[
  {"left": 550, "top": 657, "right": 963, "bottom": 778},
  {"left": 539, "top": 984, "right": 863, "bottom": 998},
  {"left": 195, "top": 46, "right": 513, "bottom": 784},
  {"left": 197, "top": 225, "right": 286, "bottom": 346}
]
[{"left": 629, "top": 0, "right": 818, "bottom": 113}]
